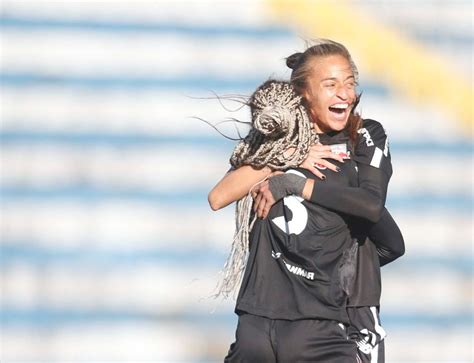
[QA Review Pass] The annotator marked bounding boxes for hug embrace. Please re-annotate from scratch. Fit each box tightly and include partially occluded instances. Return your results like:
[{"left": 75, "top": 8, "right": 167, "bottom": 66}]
[{"left": 208, "top": 39, "right": 405, "bottom": 363}]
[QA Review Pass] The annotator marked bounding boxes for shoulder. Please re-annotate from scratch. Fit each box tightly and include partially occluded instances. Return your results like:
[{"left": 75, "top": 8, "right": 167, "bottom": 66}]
[
  {"left": 353, "top": 118, "right": 392, "bottom": 172},
  {"left": 361, "top": 118, "right": 383, "bottom": 129},
  {"left": 359, "top": 119, "right": 386, "bottom": 135},
  {"left": 357, "top": 119, "right": 388, "bottom": 148}
]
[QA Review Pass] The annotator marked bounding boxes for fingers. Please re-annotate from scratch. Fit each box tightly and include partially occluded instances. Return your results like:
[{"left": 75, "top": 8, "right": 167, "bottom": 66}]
[
  {"left": 252, "top": 181, "right": 267, "bottom": 213},
  {"left": 312, "top": 169, "right": 326, "bottom": 180},
  {"left": 300, "top": 160, "right": 326, "bottom": 180},
  {"left": 326, "top": 152, "right": 345, "bottom": 163},
  {"left": 258, "top": 191, "right": 276, "bottom": 219},
  {"left": 253, "top": 191, "right": 263, "bottom": 213},
  {"left": 256, "top": 196, "right": 268, "bottom": 219},
  {"left": 252, "top": 182, "right": 276, "bottom": 218},
  {"left": 251, "top": 180, "right": 268, "bottom": 204},
  {"left": 309, "top": 166, "right": 326, "bottom": 180},
  {"left": 301, "top": 143, "right": 344, "bottom": 177},
  {"left": 315, "top": 159, "right": 340, "bottom": 173},
  {"left": 308, "top": 144, "right": 344, "bottom": 163},
  {"left": 308, "top": 150, "right": 344, "bottom": 163}
]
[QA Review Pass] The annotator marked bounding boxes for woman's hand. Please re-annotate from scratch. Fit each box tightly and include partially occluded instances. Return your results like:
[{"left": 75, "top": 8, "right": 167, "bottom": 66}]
[
  {"left": 251, "top": 171, "right": 284, "bottom": 219},
  {"left": 250, "top": 142, "right": 344, "bottom": 218},
  {"left": 251, "top": 171, "right": 311, "bottom": 219},
  {"left": 251, "top": 179, "right": 274, "bottom": 219},
  {"left": 299, "top": 143, "right": 344, "bottom": 179}
]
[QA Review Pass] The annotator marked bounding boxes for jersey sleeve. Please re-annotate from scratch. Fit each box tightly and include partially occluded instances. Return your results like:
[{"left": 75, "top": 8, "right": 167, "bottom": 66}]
[
  {"left": 353, "top": 119, "right": 392, "bottom": 178},
  {"left": 367, "top": 208, "right": 405, "bottom": 266},
  {"left": 310, "top": 164, "right": 389, "bottom": 222},
  {"left": 308, "top": 120, "right": 393, "bottom": 223}
]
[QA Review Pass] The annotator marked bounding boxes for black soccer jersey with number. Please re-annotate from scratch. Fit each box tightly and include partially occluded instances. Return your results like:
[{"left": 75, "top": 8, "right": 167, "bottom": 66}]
[{"left": 235, "top": 119, "right": 393, "bottom": 322}]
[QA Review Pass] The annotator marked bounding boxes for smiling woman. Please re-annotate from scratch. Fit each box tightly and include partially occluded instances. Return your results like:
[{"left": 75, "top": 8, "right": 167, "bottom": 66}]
[
  {"left": 303, "top": 55, "right": 357, "bottom": 131},
  {"left": 287, "top": 41, "right": 362, "bottom": 139}
]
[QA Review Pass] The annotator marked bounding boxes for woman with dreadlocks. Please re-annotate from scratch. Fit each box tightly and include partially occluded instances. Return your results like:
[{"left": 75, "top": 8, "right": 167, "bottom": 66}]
[{"left": 209, "top": 40, "right": 404, "bottom": 362}]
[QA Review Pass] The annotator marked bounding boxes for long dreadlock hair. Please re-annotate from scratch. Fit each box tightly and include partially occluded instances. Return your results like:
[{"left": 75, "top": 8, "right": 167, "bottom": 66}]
[{"left": 215, "top": 80, "right": 318, "bottom": 299}]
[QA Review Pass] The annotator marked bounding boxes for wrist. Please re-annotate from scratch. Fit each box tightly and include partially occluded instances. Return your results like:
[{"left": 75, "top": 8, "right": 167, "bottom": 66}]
[
  {"left": 301, "top": 179, "right": 314, "bottom": 200},
  {"left": 268, "top": 173, "right": 306, "bottom": 201}
]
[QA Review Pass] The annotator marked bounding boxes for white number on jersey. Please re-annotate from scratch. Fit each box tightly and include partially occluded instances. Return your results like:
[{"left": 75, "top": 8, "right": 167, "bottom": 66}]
[{"left": 271, "top": 170, "right": 308, "bottom": 235}]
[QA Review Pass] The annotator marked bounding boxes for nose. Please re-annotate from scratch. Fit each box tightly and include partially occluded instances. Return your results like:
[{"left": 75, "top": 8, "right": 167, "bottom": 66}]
[{"left": 336, "top": 84, "right": 349, "bottom": 100}]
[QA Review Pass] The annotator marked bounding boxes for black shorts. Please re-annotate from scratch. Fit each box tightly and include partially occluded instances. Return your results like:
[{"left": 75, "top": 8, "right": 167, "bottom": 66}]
[
  {"left": 347, "top": 306, "right": 386, "bottom": 363},
  {"left": 225, "top": 313, "right": 357, "bottom": 362}
]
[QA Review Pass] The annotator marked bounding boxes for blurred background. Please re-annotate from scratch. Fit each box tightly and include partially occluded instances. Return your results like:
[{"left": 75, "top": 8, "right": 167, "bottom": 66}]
[{"left": 0, "top": 0, "right": 472, "bottom": 362}]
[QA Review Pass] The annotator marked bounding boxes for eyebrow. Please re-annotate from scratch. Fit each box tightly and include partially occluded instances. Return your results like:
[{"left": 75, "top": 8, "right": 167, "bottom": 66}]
[{"left": 320, "top": 75, "right": 355, "bottom": 82}]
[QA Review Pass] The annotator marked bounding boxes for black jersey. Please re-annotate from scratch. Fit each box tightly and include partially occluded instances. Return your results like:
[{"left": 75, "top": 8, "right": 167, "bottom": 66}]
[
  {"left": 235, "top": 127, "right": 357, "bottom": 323},
  {"left": 234, "top": 119, "right": 397, "bottom": 321},
  {"left": 348, "top": 207, "right": 404, "bottom": 307},
  {"left": 311, "top": 120, "right": 392, "bottom": 223},
  {"left": 312, "top": 119, "right": 394, "bottom": 307}
]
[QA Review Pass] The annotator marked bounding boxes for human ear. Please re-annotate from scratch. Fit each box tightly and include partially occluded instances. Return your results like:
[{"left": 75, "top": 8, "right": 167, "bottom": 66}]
[{"left": 303, "top": 88, "right": 312, "bottom": 105}]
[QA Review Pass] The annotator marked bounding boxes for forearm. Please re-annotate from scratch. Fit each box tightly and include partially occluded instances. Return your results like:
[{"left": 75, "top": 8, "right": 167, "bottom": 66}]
[
  {"left": 208, "top": 165, "right": 272, "bottom": 210},
  {"left": 305, "top": 166, "right": 389, "bottom": 223},
  {"left": 309, "top": 183, "right": 385, "bottom": 223},
  {"left": 266, "top": 166, "right": 387, "bottom": 222},
  {"left": 368, "top": 208, "right": 405, "bottom": 266}
]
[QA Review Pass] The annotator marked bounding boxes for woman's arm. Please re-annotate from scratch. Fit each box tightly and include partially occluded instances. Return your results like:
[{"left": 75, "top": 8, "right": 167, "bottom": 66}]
[
  {"left": 208, "top": 144, "right": 343, "bottom": 211},
  {"left": 259, "top": 163, "right": 389, "bottom": 223},
  {"left": 259, "top": 120, "right": 392, "bottom": 222},
  {"left": 367, "top": 208, "right": 405, "bottom": 266},
  {"left": 304, "top": 120, "right": 392, "bottom": 222},
  {"left": 208, "top": 165, "right": 272, "bottom": 210},
  {"left": 305, "top": 163, "right": 389, "bottom": 223}
]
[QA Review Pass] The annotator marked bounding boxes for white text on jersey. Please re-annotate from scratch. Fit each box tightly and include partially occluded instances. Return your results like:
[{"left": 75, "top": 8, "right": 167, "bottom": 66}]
[
  {"left": 283, "top": 259, "right": 315, "bottom": 280},
  {"left": 358, "top": 128, "right": 374, "bottom": 147}
]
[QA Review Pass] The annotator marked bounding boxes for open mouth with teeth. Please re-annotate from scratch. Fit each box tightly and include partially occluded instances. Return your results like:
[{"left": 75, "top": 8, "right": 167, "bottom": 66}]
[{"left": 328, "top": 103, "right": 350, "bottom": 115}]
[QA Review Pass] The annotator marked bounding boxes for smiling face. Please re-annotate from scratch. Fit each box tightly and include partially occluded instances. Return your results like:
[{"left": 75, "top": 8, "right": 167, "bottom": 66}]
[{"left": 303, "top": 54, "right": 357, "bottom": 133}]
